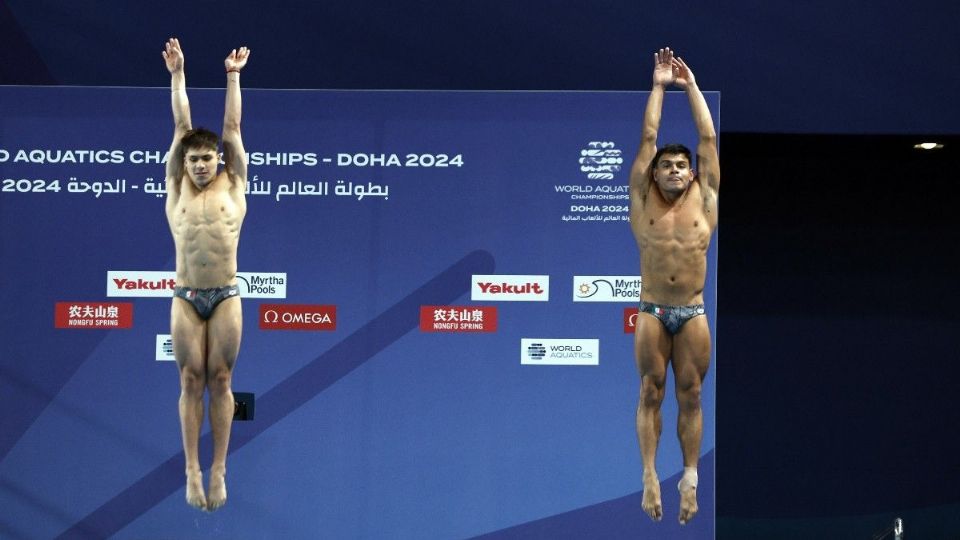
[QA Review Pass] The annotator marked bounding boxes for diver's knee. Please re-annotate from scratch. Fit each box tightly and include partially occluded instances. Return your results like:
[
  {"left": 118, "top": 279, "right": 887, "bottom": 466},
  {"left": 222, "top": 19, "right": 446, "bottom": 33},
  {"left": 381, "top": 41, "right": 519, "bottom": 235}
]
[
  {"left": 207, "top": 368, "right": 233, "bottom": 396},
  {"left": 179, "top": 367, "right": 205, "bottom": 396}
]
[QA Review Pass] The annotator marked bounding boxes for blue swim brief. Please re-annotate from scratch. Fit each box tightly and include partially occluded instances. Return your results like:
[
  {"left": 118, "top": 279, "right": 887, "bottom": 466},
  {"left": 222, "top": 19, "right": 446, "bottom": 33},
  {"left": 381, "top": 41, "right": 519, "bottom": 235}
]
[
  {"left": 173, "top": 284, "right": 240, "bottom": 320},
  {"left": 638, "top": 300, "right": 705, "bottom": 335}
]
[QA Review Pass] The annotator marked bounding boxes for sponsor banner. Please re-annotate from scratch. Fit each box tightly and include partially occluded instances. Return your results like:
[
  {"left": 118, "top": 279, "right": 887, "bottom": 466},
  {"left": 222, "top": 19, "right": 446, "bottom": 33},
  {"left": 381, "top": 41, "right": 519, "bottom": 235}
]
[
  {"left": 236, "top": 272, "right": 287, "bottom": 298},
  {"left": 471, "top": 275, "right": 549, "bottom": 302},
  {"left": 54, "top": 302, "right": 133, "bottom": 329},
  {"left": 573, "top": 275, "right": 641, "bottom": 302},
  {"left": 107, "top": 271, "right": 176, "bottom": 297},
  {"left": 107, "top": 271, "right": 287, "bottom": 298},
  {"left": 520, "top": 338, "right": 599, "bottom": 366},
  {"left": 156, "top": 334, "right": 175, "bottom": 361},
  {"left": 419, "top": 305, "right": 497, "bottom": 333},
  {"left": 260, "top": 304, "right": 336, "bottom": 330},
  {"left": 624, "top": 307, "right": 639, "bottom": 333}
]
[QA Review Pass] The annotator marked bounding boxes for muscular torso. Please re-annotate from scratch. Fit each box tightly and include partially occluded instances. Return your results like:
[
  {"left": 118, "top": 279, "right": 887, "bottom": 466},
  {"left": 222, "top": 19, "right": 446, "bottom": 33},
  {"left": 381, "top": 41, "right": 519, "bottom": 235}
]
[
  {"left": 630, "top": 180, "right": 717, "bottom": 306},
  {"left": 166, "top": 172, "right": 246, "bottom": 288}
]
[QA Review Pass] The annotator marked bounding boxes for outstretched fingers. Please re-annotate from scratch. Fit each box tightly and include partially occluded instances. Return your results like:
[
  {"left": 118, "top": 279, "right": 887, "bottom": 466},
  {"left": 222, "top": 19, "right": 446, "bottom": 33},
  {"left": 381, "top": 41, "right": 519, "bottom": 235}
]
[
  {"left": 672, "top": 56, "right": 696, "bottom": 87},
  {"left": 163, "top": 38, "right": 184, "bottom": 71},
  {"left": 652, "top": 47, "right": 677, "bottom": 86},
  {"left": 225, "top": 46, "right": 251, "bottom": 71},
  {"left": 656, "top": 47, "right": 674, "bottom": 67}
]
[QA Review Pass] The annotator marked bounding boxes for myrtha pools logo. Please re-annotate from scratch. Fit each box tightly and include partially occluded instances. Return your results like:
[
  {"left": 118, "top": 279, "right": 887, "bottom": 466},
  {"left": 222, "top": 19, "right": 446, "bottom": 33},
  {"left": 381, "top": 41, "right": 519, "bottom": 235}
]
[
  {"left": 579, "top": 141, "right": 622, "bottom": 180},
  {"left": 573, "top": 276, "right": 642, "bottom": 302}
]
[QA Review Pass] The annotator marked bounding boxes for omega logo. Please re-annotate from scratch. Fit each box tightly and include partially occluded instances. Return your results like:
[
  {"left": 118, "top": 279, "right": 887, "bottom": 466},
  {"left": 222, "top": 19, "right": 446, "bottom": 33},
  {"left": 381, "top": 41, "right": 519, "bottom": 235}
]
[{"left": 263, "top": 310, "right": 331, "bottom": 324}]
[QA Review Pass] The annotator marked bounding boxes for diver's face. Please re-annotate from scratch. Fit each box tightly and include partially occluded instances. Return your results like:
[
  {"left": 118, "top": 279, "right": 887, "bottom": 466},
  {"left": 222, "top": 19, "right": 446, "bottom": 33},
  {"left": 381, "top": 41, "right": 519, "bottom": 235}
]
[
  {"left": 184, "top": 147, "right": 218, "bottom": 188},
  {"left": 653, "top": 153, "right": 693, "bottom": 195}
]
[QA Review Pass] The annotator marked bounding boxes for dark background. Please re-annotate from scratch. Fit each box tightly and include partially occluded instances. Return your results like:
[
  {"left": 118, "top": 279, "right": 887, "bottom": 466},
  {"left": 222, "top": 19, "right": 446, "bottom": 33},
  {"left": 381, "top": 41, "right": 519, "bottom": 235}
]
[{"left": 3, "top": 1, "right": 958, "bottom": 537}]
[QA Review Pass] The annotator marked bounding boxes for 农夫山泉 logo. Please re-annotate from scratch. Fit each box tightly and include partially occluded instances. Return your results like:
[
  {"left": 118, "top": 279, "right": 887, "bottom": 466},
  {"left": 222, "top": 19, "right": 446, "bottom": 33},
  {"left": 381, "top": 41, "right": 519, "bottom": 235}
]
[
  {"left": 54, "top": 302, "right": 133, "bottom": 329},
  {"left": 419, "top": 305, "right": 497, "bottom": 333}
]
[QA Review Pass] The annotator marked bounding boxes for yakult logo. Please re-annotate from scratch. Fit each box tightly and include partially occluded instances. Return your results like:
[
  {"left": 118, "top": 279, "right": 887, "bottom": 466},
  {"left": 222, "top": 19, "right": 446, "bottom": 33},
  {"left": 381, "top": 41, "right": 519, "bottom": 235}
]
[
  {"left": 520, "top": 338, "right": 599, "bottom": 366},
  {"left": 260, "top": 304, "right": 336, "bottom": 330},
  {"left": 107, "top": 271, "right": 177, "bottom": 297},
  {"left": 574, "top": 275, "right": 642, "bottom": 302},
  {"left": 471, "top": 275, "right": 550, "bottom": 302}
]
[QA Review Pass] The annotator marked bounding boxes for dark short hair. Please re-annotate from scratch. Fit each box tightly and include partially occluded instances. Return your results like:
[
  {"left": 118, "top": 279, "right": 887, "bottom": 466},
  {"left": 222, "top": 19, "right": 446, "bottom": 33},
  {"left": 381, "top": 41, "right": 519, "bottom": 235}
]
[
  {"left": 181, "top": 128, "right": 219, "bottom": 152},
  {"left": 649, "top": 143, "right": 693, "bottom": 173}
]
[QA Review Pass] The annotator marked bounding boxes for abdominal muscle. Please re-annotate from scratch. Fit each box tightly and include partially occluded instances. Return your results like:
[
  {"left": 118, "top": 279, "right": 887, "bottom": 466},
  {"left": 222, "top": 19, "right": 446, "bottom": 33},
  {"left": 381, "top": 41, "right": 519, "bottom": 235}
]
[
  {"left": 169, "top": 186, "right": 244, "bottom": 289},
  {"left": 631, "top": 190, "right": 713, "bottom": 306},
  {"left": 638, "top": 243, "right": 708, "bottom": 306}
]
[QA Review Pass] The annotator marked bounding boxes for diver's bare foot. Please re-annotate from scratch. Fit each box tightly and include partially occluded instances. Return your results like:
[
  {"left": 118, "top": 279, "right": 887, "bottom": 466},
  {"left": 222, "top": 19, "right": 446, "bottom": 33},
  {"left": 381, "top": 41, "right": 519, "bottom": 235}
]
[
  {"left": 206, "top": 466, "right": 227, "bottom": 511},
  {"left": 642, "top": 474, "right": 663, "bottom": 522},
  {"left": 678, "top": 484, "right": 698, "bottom": 525},
  {"left": 185, "top": 470, "right": 206, "bottom": 510}
]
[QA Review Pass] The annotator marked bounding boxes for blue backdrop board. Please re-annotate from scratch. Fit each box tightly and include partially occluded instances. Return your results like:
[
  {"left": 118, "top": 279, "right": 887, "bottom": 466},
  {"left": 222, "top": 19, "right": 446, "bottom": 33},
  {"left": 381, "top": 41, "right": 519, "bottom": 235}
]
[{"left": 0, "top": 87, "right": 718, "bottom": 539}]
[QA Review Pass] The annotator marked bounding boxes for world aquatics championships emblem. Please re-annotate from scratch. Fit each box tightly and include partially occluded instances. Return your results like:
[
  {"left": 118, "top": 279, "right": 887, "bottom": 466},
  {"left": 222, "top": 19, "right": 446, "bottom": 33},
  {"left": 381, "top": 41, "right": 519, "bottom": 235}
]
[{"left": 579, "top": 141, "right": 622, "bottom": 180}]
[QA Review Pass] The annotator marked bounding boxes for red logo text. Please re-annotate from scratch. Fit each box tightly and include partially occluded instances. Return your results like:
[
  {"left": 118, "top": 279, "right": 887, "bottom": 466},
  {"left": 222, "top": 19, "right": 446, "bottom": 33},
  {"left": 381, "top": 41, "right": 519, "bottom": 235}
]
[
  {"left": 420, "top": 305, "right": 498, "bottom": 333},
  {"left": 55, "top": 302, "right": 134, "bottom": 329}
]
